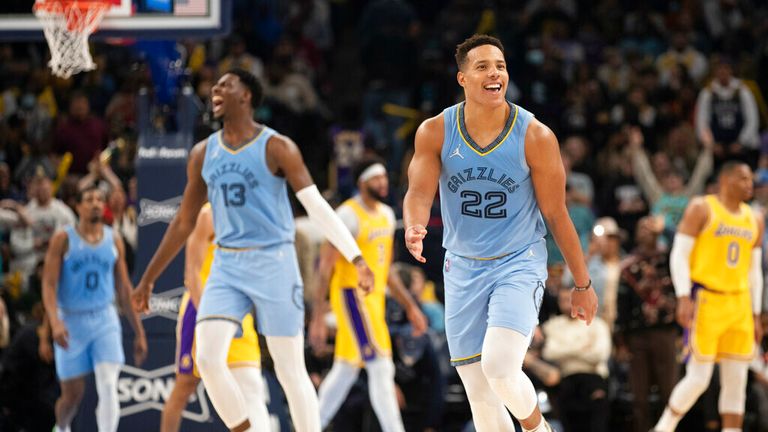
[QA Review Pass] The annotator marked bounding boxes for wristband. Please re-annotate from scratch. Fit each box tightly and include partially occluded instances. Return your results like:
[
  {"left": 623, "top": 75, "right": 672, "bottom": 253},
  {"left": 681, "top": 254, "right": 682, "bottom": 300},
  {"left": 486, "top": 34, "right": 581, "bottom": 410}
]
[{"left": 573, "top": 279, "right": 592, "bottom": 292}]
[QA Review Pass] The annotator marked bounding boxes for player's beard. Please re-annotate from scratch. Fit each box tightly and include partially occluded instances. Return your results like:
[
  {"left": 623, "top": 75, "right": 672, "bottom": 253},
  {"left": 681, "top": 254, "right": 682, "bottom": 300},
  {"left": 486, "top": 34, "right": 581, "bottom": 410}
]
[{"left": 366, "top": 185, "right": 387, "bottom": 202}]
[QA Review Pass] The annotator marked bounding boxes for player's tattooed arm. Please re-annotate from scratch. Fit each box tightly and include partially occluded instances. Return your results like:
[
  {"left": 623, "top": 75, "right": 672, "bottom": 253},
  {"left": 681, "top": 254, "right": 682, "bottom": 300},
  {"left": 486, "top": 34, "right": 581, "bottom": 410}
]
[{"left": 526, "top": 119, "right": 597, "bottom": 324}]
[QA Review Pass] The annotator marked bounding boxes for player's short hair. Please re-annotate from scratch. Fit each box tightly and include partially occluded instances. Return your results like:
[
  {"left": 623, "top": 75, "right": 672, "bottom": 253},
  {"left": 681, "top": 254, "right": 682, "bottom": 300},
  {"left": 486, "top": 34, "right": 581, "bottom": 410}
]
[
  {"left": 455, "top": 34, "right": 505, "bottom": 70},
  {"left": 353, "top": 156, "right": 387, "bottom": 183},
  {"left": 718, "top": 160, "right": 749, "bottom": 179},
  {"left": 225, "top": 68, "right": 263, "bottom": 110},
  {"left": 76, "top": 184, "right": 105, "bottom": 203}
]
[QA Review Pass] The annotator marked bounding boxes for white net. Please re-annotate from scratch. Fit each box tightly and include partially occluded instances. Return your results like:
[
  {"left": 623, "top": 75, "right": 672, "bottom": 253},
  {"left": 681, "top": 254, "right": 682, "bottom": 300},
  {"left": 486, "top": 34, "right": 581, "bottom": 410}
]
[{"left": 34, "top": 1, "right": 110, "bottom": 79}]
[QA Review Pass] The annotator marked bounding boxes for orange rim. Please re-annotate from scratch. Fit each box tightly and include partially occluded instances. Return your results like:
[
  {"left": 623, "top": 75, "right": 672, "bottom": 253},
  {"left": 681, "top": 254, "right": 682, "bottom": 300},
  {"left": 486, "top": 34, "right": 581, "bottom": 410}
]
[
  {"left": 33, "top": 0, "right": 112, "bottom": 32},
  {"left": 33, "top": 0, "right": 112, "bottom": 12}
]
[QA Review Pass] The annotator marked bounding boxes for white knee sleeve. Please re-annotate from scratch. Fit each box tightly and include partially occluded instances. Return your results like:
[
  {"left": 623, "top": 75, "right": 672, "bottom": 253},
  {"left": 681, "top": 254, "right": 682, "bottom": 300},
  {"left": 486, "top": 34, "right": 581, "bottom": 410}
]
[
  {"left": 231, "top": 367, "right": 271, "bottom": 432},
  {"left": 457, "top": 362, "right": 516, "bottom": 432},
  {"left": 481, "top": 327, "right": 538, "bottom": 420},
  {"left": 94, "top": 362, "right": 121, "bottom": 432},
  {"left": 318, "top": 361, "right": 360, "bottom": 428},
  {"left": 266, "top": 334, "right": 321, "bottom": 432},
  {"left": 195, "top": 320, "right": 249, "bottom": 428},
  {"left": 365, "top": 357, "right": 405, "bottom": 432},
  {"left": 719, "top": 360, "right": 749, "bottom": 415},
  {"left": 668, "top": 357, "right": 714, "bottom": 414}
]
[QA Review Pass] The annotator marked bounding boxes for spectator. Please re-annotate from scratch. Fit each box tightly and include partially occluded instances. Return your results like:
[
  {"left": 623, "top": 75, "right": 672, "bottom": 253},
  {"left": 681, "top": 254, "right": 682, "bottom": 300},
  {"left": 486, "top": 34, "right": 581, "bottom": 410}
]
[
  {"left": 53, "top": 91, "right": 109, "bottom": 175},
  {"left": 616, "top": 216, "right": 678, "bottom": 432},
  {"left": 542, "top": 285, "right": 612, "bottom": 432},
  {"left": 628, "top": 126, "right": 713, "bottom": 244},
  {"left": 656, "top": 31, "right": 708, "bottom": 85},
  {"left": 9, "top": 173, "right": 75, "bottom": 284},
  {"left": 390, "top": 324, "right": 445, "bottom": 432},
  {"left": 0, "top": 162, "right": 23, "bottom": 202},
  {"left": 395, "top": 262, "right": 445, "bottom": 333},
  {"left": 598, "top": 137, "right": 648, "bottom": 245},
  {"left": 217, "top": 35, "right": 265, "bottom": 82},
  {"left": 564, "top": 217, "right": 623, "bottom": 330},
  {"left": 694, "top": 57, "right": 760, "bottom": 159},
  {"left": 597, "top": 47, "right": 631, "bottom": 97},
  {"left": 0, "top": 304, "right": 57, "bottom": 432},
  {"left": 263, "top": 39, "right": 320, "bottom": 115}
]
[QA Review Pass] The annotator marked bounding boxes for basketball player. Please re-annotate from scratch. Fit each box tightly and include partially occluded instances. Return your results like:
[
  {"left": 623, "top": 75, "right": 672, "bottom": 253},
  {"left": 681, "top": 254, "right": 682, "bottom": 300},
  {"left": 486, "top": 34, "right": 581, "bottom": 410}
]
[
  {"left": 403, "top": 34, "right": 597, "bottom": 432},
  {"left": 309, "top": 158, "right": 428, "bottom": 431},
  {"left": 42, "top": 185, "right": 147, "bottom": 432},
  {"left": 131, "top": 68, "right": 373, "bottom": 432},
  {"left": 161, "top": 204, "right": 268, "bottom": 432},
  {"left": 652, "top": 161, "right": 764, "bottom": 432}
]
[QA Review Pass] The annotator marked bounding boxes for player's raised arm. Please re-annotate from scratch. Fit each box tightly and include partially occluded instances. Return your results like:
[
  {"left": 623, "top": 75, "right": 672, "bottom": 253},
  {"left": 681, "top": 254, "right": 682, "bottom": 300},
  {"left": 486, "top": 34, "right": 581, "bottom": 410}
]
[
  {"left": 132, "top": 141, "right": 209, "bottom": 313},
  {"left": 42, "top": 230, "right": 69, "bottom": 348},
  {"left": 266, "top": 134, "right": 374, "bottom": 292},
  {"left": 403, "top": 115, "right": 444, "bottom": 263},
  {"left": 525, "top": 119, "right": 596, "bottom": 324}
]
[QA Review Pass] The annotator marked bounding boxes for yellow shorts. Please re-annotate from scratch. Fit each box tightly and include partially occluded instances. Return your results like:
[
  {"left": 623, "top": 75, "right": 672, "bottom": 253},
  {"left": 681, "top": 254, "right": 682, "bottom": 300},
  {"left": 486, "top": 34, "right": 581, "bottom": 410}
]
[
  {"left": 689, "top": 287, "right": 755, "bottom": 362},
  {"left": 176, "top": 292, "right": 260, "bottom": 376},
  {"left": 331, "top": 287, "right": 391, "bottom": 365}
]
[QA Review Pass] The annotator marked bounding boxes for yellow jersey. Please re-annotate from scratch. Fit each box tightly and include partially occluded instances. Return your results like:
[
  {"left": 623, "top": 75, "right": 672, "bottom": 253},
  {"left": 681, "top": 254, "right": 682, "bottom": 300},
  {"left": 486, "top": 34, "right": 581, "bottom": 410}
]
[
  {"left": 329, "top": 198, "right": 395, "bottom": 363},
  {"left": 690, "top": 195, "right": 758, "bottom": 294},
  {"left": 330, "top": 198, "right": 394, "bottom": 295}
]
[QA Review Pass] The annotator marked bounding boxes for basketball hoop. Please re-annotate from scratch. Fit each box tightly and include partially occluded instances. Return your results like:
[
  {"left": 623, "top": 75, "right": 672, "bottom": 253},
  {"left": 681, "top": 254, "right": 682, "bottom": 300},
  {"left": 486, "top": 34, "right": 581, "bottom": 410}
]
[{"left": 33, "top": 0, "right": 112, "bottom": 79}]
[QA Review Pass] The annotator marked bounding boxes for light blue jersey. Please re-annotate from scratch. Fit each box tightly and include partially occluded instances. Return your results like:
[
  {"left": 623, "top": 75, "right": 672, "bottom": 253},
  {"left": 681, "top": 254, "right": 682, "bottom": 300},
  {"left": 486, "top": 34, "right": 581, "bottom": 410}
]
[
  {"left": 197, "top": 126, "right": 304, "bottom": 337},
  {"left": 58, "top": 225, "right": 117, "bottom": 312},
  {"left": 439, "top": 101, "right": 547, "bottom": 259},
  {"left": 201, "top": 127, "right": 295, "bottom": 248}
]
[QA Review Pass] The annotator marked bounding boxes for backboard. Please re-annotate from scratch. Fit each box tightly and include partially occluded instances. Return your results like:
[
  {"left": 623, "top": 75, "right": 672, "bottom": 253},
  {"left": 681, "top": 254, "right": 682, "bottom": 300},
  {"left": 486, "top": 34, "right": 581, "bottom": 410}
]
[{"left": 0, "top": 0, "right": 231, "bottom": 40}]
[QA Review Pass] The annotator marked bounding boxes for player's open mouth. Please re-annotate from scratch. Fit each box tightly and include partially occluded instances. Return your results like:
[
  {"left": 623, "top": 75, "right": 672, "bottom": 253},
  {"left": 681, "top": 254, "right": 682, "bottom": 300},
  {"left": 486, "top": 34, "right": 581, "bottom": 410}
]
[
  {"left": 212, "top": 96, "right": 224, "bottom": 112},
  {"left": 483, "top": 83, "right": 502, "bottom": 93}
]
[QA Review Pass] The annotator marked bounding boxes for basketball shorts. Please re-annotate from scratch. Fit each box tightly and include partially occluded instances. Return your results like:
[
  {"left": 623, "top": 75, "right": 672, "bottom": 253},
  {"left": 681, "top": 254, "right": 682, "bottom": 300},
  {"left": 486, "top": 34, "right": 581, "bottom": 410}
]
[
  {"left": 197, "top": 242, "right": 304, "bottom": 337},
  {"left": 444, "top": 239, "right": 547, "bottom": 367},
  {"left": 54, "top": 305, "right": 124, "bottom": 380},
  {"left": 687, "top": 284, "right": 755, "bottom": 362},
  {"left": 176, "top": 292, "right": 260, "bottom": 376},
  {"left": 331, "top": 288, "right": 391, "bottom": 365}
]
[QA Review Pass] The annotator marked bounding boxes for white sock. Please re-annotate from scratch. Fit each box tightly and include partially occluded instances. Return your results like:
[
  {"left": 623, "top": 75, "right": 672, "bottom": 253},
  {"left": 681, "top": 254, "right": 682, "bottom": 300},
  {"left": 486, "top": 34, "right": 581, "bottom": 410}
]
[
  {"left": 94, "top": 362, "right": 121, "bottom": 432},
  {"left": 456, "top": 362, "right": 516, "bottom": 432},
  {"left": 54, "top": 426, "right": 71, "bottom": 432},
  {"left": 481, "top": 327, "right": 538, "bottom": 419},
  {"left": 266, "top": 334, "right": 321, "bottom": 432},
  {"left": 231, "top": 367, "right": 271, "bottom": 432},
  {"left": 654, "top": 358, "right": 714, "bottom": 432},
  {"left": 722, "top": 428, "right": 741, "bottom": 432},
  {"left": 195, "top": 320, "right": 249, "bottom": 428},
  {"left": 317, "top": 361, "right": 360, "bottom": 428},
  {"left": 365, "top": 357, "right": 405, "bottom": 432}
]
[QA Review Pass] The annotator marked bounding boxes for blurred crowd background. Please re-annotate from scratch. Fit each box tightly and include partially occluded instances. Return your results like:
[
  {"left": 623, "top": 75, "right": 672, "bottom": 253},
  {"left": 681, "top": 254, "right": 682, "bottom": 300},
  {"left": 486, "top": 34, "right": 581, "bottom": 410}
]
[{"left": 2, "top": 0, "right": 768, "bottom": 431}]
